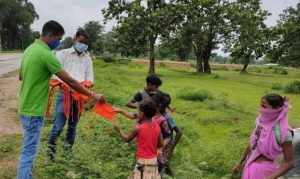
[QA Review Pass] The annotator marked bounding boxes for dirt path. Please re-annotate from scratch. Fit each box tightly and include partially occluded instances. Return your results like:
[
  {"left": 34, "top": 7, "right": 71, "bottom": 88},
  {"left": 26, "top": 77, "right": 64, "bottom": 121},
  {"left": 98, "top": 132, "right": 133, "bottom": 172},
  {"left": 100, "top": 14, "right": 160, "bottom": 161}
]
[{"left": 0, "top": 71, "right": 22, "bottom": 137}]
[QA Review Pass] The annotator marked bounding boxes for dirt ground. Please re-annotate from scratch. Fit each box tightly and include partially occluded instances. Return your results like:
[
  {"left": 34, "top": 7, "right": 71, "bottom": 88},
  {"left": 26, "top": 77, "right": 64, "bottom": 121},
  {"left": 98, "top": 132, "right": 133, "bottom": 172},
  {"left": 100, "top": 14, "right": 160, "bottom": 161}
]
[
  {"left": 0, "top": 71, "right": 21, "bottom": 137},
  {"left": 0, "top": 71, "right": 22, "bottom": 177}
]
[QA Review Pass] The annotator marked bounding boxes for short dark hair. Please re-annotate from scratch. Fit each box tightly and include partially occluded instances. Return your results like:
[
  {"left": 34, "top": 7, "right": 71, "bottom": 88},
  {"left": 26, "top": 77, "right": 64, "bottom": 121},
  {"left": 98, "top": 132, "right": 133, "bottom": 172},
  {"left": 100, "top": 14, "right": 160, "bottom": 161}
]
[
  {"left": 139, "top": 98, "right": 157, "bottom": 118},
  {"left": 262, "top": 93, "right": 285, "bottom": 109},
  {"left": 75, "top": 29, "right": 90, "bottom": 39},
  {"left": 42, "top": 20, "right": 65, "bottom": 36},
  {"left": 152, "top": 92, "right": 165, "bottom": 113},
  {"left": 152, "top": 91, "right": 171, "bottom": 113},
  {"left": 146, "top": 74, "right": 162, "bottom": 86}
]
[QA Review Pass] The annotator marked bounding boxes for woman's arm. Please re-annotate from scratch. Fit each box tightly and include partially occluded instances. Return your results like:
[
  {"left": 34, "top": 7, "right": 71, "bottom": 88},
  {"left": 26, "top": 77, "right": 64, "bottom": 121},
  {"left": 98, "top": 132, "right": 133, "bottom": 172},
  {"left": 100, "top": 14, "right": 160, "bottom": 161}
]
[
  {"left": 265, "top": 141, "right": 294, "bottom": 179},
  {"left": 232, "top": 143, "right": 251, "bottom": 177}
]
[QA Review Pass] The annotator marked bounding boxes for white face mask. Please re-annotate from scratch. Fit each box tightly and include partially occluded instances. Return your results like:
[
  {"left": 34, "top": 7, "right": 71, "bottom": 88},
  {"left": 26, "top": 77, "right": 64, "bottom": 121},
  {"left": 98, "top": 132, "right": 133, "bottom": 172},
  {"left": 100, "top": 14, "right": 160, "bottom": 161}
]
[{"left": 74, "top": 42, "right": 88, "bottom": 52}]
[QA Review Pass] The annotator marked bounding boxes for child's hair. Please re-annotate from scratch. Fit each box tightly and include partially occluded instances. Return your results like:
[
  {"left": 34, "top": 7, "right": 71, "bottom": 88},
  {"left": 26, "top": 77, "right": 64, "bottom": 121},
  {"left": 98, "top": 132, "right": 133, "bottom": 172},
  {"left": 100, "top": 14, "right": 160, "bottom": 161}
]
[
  {"left": 146, "top": 74, "right": 162, "bottom": 86},
  {"left": 152, "top": 92, "right": 171, "bottom": 113},
  {"left": 262, "top": 93, "right": 285, "bottom": 109},
  {"left": 139, "top": 98, "right": 157, "bottom": 118},
  {"left": 152, "top": 92, "right": 165, "bottom": 113}
]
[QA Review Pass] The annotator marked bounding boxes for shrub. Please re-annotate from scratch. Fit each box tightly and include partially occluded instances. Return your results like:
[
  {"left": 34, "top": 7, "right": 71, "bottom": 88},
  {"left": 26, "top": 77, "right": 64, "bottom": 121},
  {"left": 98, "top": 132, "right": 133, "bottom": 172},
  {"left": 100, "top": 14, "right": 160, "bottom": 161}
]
[
  {"left": 285, "top": 81, "right": 300, "bottom": 94},
  {"left": 178, "top": 88, "right": 214, "bottom": 101},
  {"left": 101, "top": 52, "right": 116, "bottom": 63},
  {"left": 273, "top": 66, "right": 288, "bottom": 75},
  {"left": 271, "top": 83, "right": 282, "bottom": 90},
  {"left": 116, "top": 57, "right": 131, "bottom": 64}
]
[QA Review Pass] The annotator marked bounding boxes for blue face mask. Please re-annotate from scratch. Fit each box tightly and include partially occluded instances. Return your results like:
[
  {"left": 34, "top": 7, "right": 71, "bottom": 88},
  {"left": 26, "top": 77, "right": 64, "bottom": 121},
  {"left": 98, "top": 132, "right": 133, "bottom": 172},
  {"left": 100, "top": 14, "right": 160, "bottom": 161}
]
[
  {"left": 48, "top": 40, "right": 61, "bottom": 50},
  {"left": 75, "top": 42, "right": 88, "bottom": 52}
]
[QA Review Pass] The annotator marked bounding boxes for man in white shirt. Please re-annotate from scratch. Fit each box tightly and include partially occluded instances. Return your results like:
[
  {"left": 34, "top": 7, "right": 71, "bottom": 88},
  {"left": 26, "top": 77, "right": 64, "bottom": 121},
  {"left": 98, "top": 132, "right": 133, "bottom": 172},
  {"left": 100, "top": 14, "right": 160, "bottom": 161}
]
[{"left": 47, "top": 30, "right": 94, "bottom": 160}]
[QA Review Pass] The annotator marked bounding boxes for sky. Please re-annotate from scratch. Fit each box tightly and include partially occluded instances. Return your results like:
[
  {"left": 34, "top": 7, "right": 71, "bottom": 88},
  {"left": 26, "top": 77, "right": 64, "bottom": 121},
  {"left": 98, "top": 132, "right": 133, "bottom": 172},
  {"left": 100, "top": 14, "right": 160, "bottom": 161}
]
[{"left": 29, "top": 0, "right": 298, "bottom": 55}]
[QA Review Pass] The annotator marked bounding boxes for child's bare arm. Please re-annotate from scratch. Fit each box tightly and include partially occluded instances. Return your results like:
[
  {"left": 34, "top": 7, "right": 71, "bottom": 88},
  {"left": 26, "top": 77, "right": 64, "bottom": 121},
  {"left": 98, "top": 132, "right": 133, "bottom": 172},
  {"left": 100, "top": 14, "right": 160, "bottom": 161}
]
[
  {"left": 114, "top": 123, "right": 139, "bottom": 143},
  {"left": 113, "top": 107, "right": 135, "bottom": 119},
  {"left": 172, "top": 126, "right": 182, "bottom": 148},
  {"left": 157, "top": 133, "right": 164, "bottom": 148},
  {"left": 126, "top": 100, "right": 138, "bottom": 109},
  {"left": 163, "top": 138, "right": 171, "bottom": 148},
  {"left": 157, "top": 133, "right": 164, "bottom": 156},
  {"left": 167, "top": 104, "right": 175, "bottom": 113}
]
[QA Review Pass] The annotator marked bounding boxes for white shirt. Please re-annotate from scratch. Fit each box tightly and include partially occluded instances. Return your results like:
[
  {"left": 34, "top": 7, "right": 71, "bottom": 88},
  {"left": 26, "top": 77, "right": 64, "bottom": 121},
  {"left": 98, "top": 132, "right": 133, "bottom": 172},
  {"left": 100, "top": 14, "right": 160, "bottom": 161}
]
[{"left": 54, "top": 47, "right": 94, "bottom": 83}]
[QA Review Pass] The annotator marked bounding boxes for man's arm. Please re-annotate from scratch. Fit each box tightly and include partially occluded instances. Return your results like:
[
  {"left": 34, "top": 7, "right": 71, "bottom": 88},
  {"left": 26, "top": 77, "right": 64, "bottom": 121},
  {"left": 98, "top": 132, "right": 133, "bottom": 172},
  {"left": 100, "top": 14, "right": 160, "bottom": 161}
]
[{"left": 55, "top": 70, "right": 103, "bottom": 101}]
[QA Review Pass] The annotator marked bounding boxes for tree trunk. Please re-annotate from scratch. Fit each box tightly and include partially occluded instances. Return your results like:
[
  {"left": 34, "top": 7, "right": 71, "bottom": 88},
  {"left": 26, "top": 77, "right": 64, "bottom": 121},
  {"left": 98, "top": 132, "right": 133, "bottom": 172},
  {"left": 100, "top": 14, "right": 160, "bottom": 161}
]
[
  {"left": 241, "top": 63, "right": 248, "bottom": 73},
  {"left": 148, "top": 38, "right": 155, "bottom": 74},
  {"left": 195, "top": 53, "right": 204, "bottom": 73},
  {"left": 0, "top": 21, "right": 2, "bottom": 51},
  {"left": 203, "top": 51, "right": 211, "bottom": 74}
]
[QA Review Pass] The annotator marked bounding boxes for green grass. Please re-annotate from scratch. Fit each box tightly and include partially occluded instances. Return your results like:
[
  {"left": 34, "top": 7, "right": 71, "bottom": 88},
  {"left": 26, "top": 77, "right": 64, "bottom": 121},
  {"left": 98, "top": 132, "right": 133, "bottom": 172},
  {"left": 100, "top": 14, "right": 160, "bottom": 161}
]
[{"left": 24, "top": 59, "right": 300, "bottom": 178}]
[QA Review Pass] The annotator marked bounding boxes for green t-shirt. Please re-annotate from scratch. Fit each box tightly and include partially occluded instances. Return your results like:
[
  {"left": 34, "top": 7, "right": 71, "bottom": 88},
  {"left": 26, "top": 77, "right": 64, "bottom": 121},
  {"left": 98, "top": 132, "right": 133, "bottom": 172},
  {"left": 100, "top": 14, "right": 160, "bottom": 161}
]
[{"left": 19, "top": 39, "right": 63, "bottom": 116}]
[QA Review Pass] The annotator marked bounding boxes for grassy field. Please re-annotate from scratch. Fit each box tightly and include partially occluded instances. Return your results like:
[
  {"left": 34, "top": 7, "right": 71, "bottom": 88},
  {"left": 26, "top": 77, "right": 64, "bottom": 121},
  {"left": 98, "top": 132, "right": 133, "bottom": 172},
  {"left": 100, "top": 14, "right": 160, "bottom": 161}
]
[{"left": 2, "top": 59, "right": 300, "bottom": 179}]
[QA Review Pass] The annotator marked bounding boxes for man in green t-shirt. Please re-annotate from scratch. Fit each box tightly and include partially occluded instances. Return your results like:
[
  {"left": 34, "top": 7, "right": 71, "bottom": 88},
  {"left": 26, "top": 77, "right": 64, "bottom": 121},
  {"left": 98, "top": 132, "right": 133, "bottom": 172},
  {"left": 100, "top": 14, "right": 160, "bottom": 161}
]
[{"left": 17, "top": 20, "right": 104, "bottom": 179}]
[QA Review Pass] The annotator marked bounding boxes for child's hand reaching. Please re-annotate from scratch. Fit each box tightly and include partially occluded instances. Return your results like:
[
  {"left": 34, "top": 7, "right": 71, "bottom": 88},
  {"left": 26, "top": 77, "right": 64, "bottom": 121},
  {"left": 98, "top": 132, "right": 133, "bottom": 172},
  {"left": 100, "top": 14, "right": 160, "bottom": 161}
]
[{"left": 112, "top": 107, "right": 122, "bottom": 113}]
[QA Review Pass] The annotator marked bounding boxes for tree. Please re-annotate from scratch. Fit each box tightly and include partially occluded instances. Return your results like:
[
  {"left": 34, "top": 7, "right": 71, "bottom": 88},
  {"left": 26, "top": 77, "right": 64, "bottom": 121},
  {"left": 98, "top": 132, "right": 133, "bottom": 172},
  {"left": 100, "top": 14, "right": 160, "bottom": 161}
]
[
  {"left": 267, "top": 3, "right": 300, "bottom": 67},
  {"left": 0, "top": 0, "right": 38, "bottom": 50},
  {"left": 103, "top": 0, "right": 181, "bottom": 73},
  {"left": 159, "top": 30, "right": 192, "bottom": 61},
  {"left": 175, "top": 0, "right": 234, "bottom": 74},
  {"left": 78, "top": 21, "right": 104, "bottom": 55},
  {"left": 60, "top": 36, "right": 73, "bottom": 50},
  {"left": 226, "top": 0, "right": 270, "bottom": 72}
]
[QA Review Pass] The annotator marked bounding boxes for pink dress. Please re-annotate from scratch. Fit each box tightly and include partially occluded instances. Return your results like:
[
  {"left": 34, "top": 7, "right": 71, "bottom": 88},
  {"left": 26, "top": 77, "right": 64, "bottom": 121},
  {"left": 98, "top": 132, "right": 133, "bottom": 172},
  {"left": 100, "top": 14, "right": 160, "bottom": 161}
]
[{"left": 242, "top": 102, "right": 291, "bottom": 179}]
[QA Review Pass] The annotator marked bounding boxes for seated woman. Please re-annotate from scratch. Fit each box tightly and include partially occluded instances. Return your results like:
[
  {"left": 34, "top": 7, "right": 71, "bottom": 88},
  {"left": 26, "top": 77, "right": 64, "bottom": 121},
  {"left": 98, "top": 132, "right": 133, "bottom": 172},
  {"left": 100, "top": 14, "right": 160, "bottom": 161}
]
[{"left": 232, "top": 94, "right": 294, "bottom": 179}]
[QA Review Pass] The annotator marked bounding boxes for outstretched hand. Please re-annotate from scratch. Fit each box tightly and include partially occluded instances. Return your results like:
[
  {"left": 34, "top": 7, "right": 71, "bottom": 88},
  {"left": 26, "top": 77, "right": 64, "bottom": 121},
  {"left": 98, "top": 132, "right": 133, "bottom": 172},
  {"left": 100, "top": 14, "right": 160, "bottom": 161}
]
[
  {"left": 93, "top": 93, "right": 105, "bottom": 103},
  {"left": 112, "top": 107, "right": 122, "bottom": 113}
]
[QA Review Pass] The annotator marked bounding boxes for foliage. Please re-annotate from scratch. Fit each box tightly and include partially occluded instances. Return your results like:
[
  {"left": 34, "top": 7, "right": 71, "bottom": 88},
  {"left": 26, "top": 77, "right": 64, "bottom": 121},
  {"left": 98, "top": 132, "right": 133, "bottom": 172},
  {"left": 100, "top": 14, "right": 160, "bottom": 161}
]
[
  {"left": 99, "top": 52, "right": 131, "bottom": 65},
  {"left": 103, "top": 0, "right": 181, "bottom": 73},
  {"left": 226, "top": 0, "right": 271, "bottom": 72},
  {"left": 271, "top": 83, "right": 283, "bottom": 90},
  {"left": 78, "top": 21, "right": 104, "bottom": 55},
  {"left": 173, "top": 0, "right": 235, "bottom": 74},
  {"left": 177, "top": 88, "right": 214, "bottom": 101},
  {"left": 284, "top": 80, "right": 300, "bottom": 94},
  {"left": 59, "top": 36, "right": 73, "bottom": 50},
  {"left": 0, "top": 0, "right": 39, "bottom": 50},
  {"left": 267, "top": 3, "right": 300, "bottom": 68}
]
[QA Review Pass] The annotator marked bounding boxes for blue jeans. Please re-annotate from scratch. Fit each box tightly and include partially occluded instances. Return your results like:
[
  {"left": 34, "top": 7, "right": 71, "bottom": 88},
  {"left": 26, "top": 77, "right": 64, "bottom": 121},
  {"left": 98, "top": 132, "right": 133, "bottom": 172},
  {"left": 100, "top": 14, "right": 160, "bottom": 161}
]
[
  {"left": 17, "top": 115, "right": 45, "bottom": 179},
  {"left": 47, "top": 92, "right": 79, "bottom": 152}
]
